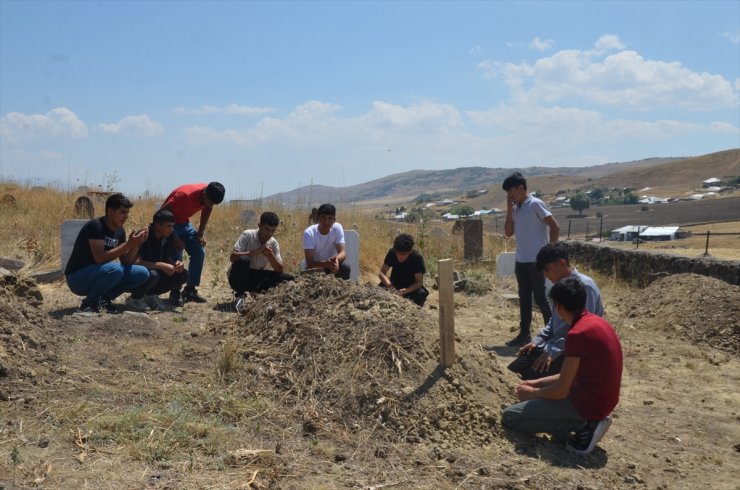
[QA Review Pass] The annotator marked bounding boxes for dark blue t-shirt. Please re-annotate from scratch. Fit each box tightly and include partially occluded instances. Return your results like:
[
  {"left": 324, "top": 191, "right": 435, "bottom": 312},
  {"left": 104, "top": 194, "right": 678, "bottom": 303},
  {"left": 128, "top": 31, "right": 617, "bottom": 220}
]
[
  {"left": 65, "top": 217, "right": 126, "bottom": 275},
  {"left": 383, "top": 249, "right": 426, "bottom": 289}
]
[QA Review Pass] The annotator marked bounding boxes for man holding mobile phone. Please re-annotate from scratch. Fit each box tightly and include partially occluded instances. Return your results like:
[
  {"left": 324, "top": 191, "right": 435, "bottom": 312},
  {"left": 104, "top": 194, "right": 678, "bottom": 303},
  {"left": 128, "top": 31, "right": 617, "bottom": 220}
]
[{"left": 502, "top": 172, "right": 560, "bottom": 347}]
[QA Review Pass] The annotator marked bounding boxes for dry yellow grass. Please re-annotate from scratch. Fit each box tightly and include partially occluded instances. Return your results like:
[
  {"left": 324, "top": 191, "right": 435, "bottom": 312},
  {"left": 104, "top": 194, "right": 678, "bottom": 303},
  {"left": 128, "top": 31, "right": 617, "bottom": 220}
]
[{"left": 0, "top": 184, "right": 509, "bottom": 282}]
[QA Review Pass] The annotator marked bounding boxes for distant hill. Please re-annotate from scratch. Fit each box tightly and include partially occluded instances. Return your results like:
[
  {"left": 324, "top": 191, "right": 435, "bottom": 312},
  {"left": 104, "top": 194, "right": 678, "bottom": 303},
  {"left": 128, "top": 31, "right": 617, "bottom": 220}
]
[{"left": 263, "top": 150, "right": 738, "bottom": 208}]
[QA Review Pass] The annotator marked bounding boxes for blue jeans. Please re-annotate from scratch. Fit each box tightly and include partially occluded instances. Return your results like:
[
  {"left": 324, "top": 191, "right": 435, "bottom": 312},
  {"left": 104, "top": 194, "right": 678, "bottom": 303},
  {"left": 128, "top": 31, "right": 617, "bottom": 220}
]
[
  {"left": 173, "top": 222, "right": 204, "bottom": 287},
  {"left": 66, "top": 262, "right": 149, "bottom": 304},
  {"left": 502, "top": 398, "right": 585, "bottom": 436}
]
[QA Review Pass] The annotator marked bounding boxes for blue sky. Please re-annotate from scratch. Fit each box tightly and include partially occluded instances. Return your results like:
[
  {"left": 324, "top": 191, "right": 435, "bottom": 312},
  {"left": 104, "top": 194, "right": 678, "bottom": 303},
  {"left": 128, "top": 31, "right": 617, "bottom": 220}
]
[{"left": 1, "top": 1, "right": 738, "bottom": 199}]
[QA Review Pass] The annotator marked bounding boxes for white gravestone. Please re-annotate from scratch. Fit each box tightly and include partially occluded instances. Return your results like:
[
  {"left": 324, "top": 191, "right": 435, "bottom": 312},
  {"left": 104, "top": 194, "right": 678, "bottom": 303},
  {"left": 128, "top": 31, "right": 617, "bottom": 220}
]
[
  {"left": 344, "top": 230, "right": 360, "bottom": 284},
  {"left": 495, "top": 252, "right": 516, "bottom": 277}
]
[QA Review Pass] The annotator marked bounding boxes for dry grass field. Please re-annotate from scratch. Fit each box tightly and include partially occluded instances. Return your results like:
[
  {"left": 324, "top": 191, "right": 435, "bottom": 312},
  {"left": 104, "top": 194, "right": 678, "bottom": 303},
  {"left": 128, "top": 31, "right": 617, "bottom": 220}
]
[{"left": 1, "top": 184, "right": 738, "bottom": 489}]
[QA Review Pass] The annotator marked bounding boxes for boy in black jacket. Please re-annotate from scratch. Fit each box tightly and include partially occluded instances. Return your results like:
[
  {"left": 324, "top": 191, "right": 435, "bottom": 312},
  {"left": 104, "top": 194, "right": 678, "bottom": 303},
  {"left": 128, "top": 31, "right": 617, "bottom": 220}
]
[{"left": 127, "top": 210, "right": 189, "bottom": 311}]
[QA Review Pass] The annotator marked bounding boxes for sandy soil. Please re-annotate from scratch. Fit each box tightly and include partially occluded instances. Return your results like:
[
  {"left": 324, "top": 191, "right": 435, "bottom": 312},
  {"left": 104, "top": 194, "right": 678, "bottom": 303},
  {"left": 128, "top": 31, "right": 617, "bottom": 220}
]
[{"left": 0, "top": 270, "right": 738, "bottom": 489}]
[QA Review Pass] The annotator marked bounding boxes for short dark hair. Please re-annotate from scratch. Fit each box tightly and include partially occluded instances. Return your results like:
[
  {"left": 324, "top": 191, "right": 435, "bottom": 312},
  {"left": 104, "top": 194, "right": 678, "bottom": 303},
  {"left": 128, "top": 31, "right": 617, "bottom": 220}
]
[
  {"left": 105, "top": 193, "right": 133, "bottom": 212},
  {"left": 393, "top": 233, "right": 415, "bottom": 252},
  {"left": 205, "top": 182, "right": 225, "bottom": 204},
  {"left": 260, "top": 211, "right": 279, "bottom": 227},
  {"left": 502, "top": 172, "right": 527, "bottom": 191},
  {"left": 317, "top": 203, "right": 336, "bottom": 217},
  {"left": 536, "top": 242, "right": 570, "bottom": 271},
  {"left": 548, "top": 276, "right": 587, "bottom": 312},
  {"left": 153, "top": 209, "right": 175, "bottom": 224}
]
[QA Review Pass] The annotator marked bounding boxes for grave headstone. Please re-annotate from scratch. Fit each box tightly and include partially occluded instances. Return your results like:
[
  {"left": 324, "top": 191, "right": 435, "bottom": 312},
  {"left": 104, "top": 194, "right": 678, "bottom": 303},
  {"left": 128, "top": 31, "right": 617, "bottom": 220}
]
[
  {"left": 345, "top": 230, "right": 360, "bottom": 283},
  {"left": 62, "top": 220, "right": 88, "bottom": 270},
  {"left": 74, "top": 196, "right": 94, "bottom": 218},
  {"left": 463, "top": 220, "right": 483, "bottom": 261},
  {"left": 495, "top": 252, "right": 516, "bottom": 277}
]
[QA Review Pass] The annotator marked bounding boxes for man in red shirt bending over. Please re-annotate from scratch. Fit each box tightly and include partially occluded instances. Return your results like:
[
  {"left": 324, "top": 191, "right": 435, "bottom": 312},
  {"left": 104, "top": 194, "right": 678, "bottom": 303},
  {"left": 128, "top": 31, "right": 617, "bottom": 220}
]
[
  {"left": 160, "top": 182, "right": 225, "bottom": 304},
  {"left": 502, "top": 276, "right": 623, "bottom": 454}
]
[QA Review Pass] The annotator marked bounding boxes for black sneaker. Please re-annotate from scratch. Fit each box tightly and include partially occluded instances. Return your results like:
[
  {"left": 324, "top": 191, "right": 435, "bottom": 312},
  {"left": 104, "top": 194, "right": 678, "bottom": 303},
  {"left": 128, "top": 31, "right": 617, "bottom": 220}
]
[
  {"left": 182, "top": 287, "right": 207, "bottom": 303},
  {"left": 506, "top": 334, "right": 531, "bottom": 347},
  {"left": 98, "top": 297, "right": 118, "bottom": 314},
  {"left": 168, "top": 289, "right": 183, "bottom": 307},
  {"left": 77, "top": 300, "right": 100, "bottom": 314},
  {"left": 567, "top": 417, "right": 613, "bottom": 454}
]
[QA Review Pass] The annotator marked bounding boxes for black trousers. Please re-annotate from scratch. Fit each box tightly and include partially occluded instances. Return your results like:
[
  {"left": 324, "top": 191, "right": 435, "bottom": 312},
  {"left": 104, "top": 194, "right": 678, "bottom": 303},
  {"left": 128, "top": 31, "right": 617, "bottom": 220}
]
[
  {"left": 379, "top": 283, "right": 429, "bottom": 307},
  {"left": 229, "top": 259, "right": 294, "bottom": 295},
  {"left": 131, "top": 269, "right": 189, "bottom": 299},
  {"left": 507, "top": 346, "right": 565, "bottom": 380},
  {"left": 514, "top": 261, "right": 552, "bottom": 336}
]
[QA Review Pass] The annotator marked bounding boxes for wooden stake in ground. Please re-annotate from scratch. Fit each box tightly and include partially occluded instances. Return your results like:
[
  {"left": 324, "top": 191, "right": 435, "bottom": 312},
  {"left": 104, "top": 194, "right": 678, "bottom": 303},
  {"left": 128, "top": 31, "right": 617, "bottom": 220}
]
[{"left": 438, "top": 258, "right": 455, "bottom": 368}]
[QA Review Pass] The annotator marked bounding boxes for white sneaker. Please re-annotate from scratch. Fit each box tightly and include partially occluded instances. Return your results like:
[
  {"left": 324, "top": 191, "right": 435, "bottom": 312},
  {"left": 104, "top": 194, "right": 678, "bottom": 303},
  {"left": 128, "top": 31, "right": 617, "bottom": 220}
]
[
  {"left": 235, "top": 294, "right": 251, "bottom": 315},
  {"left": 145, "top": 295, "right": 168, "bottom": 311},
  {"left": 125, "top": 296, "right": 150, "bottom": 312}
]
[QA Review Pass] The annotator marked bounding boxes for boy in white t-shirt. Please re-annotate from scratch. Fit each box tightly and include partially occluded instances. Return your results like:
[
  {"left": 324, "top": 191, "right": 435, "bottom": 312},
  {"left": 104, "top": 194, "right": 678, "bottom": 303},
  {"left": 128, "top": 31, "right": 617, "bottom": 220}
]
[
  {"left": 302, "top": 203, "right": 351, "bottom": 280},
  {"left": 229, "top": 211, "right": 294, "bottom": 313}
]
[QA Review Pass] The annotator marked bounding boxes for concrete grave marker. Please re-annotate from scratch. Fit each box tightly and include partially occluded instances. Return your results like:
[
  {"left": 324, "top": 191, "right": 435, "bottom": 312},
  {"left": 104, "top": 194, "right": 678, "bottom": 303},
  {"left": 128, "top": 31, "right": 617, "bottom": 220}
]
[
  {"left": 463, "top": 220, "right": 483, "bottom": 261},
  {"left": 74, "top": 196, "right": 94, "bottom": 218},
  {"left": 495, "top": 252, "right": 516, "bottom": 277},
  {"left": 344, "top": 229, "right": 360, "bottom": 283},
  {"left": 62, "top": 220, "right": 88, "bottom": 270}
]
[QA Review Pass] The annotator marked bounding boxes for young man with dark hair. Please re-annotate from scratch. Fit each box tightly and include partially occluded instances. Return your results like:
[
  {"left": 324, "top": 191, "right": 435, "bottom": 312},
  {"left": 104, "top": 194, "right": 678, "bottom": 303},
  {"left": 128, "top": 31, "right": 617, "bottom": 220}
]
[
  {"left": 378, "top": 233, "right": 428, "bottom": 307},
  {"left": 508, "top": 242, "right": 604, "bottom": 380},
  {"left": 302, "top": 203, "right": 350, "bottom": 280},
  {"left": 127, "top": 209, "right": 189, "bottom": 311},
  {"left": 160, "top": 181, "right": 225, "bottom": 304},
  {"left": 502, "top": 172, "right": 560, "bottom": 346},
  {"left": 229, "top": 211, "right": 294, "bottom": 314},
  {"left": 502, "top": 276, "right": 623, "bottom": 454},
  {"left": 65, "top": 193, "right": 150, "bottom": 313}
]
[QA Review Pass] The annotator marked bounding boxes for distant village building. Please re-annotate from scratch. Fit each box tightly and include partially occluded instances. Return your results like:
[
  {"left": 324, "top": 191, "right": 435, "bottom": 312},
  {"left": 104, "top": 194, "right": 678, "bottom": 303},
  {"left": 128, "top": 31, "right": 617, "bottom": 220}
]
[
  {"left": 638, "top": 196, "right": 669, "bottom": 204},
  {"left": 702, "top": 177, "right": 721, "bottom": 188},
  {"left": 610, "top": 225, "right": 648, "bottom": 242},
  {"left": 639, "top": 226, "right": 683, "bottom": 241}
]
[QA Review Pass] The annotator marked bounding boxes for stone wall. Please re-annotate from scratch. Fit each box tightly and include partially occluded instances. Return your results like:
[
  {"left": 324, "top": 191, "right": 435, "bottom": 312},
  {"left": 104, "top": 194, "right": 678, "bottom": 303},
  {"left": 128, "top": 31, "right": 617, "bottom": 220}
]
[{"left": 561, "top": 241, "right": 740, "bottom": 287}]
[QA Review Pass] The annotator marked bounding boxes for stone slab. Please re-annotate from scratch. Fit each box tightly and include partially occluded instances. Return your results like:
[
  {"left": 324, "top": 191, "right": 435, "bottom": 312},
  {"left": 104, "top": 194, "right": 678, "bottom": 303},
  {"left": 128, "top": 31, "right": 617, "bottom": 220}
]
[
  {"left": 345, "top": 229, "right": 360, "bottom": 283},
  {"left": 61, "top": 220, "right": 88, "bottom": 270},
  {"left": 495, "top": 252, "right": 516, "bottom": 277}
]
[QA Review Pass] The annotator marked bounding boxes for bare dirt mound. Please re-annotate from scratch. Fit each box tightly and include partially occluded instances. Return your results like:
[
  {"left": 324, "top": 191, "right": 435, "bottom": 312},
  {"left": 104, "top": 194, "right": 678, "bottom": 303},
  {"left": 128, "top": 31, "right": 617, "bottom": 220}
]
[
  {"left": 219, "top": 274, "right": 513, "bottom": 449},
  {"left": 0, "top": 275, "right": 58, "bottom": 400},
  {"left": 625, "top": 273, "right": 740, "bottom": 352}
]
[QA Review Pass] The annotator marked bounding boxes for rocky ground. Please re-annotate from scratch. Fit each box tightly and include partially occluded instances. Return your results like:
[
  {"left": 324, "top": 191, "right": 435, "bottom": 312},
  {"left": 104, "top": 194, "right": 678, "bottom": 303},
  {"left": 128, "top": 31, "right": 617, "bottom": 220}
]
[{"left": 0, "top": 270, "right": 738, "bottom": 489}]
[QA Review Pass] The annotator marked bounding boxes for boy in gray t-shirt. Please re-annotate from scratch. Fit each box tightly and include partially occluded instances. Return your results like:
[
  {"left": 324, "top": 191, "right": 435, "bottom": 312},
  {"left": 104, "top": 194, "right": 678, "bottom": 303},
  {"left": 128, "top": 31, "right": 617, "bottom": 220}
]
[{"left": 503, "top": 172, "right": 560, "bottom": 347}]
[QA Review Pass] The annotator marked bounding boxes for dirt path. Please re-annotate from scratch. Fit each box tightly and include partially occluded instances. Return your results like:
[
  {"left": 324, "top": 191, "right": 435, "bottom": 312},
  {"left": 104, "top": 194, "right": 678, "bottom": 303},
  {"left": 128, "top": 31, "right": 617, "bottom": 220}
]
[{"left": 1, "top": 272, "right": 738, "bottom": 489}]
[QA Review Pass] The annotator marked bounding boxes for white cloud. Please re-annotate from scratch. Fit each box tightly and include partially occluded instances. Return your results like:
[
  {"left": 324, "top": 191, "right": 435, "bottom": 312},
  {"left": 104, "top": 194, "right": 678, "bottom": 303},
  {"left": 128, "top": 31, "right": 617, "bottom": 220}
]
[
  {"left": 529, "top": 36, "right": 554, "bottom": 51},
  {"left": 184, "top": 100, "right": 462, "bottom": 147},
  {"left": 592, "top": 34, "right": 625, "bottom": 53},
  {"left": 721, "top": 31, "right": 740, "bottom": 44},
  {"left": 0, "top": 107, "right": 88, "bottom": 144},
  {"left": 708, "top": 121, "right": 740, "bottom": 134},
  {"left": 173, "top": 104, "right": 276, "bottom": 115},
  {"left": 97, "top": 114, "right": 164, "bottom": 137},
  {"left": 478, "top": 35, "right": 739, "bottom": 110}
]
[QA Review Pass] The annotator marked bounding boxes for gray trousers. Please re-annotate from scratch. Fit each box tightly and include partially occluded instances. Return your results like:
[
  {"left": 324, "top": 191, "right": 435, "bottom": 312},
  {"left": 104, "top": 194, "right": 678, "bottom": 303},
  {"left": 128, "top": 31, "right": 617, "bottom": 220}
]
[{"left": 502, "top": 398, "right": 585, "bottom": 436}]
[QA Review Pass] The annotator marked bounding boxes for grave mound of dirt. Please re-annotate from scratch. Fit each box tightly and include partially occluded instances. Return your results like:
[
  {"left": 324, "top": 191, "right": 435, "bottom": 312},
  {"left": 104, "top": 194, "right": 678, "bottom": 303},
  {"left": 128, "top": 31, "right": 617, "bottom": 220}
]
[
  {"left": 220, "top": 274, "right": 514, "bottom": 448},
  {"left": 0, "top": 275, "right": 58, "bottom": 399},
  {"left": 625, "top": 273, "right": 740, "bottom": 353}
]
